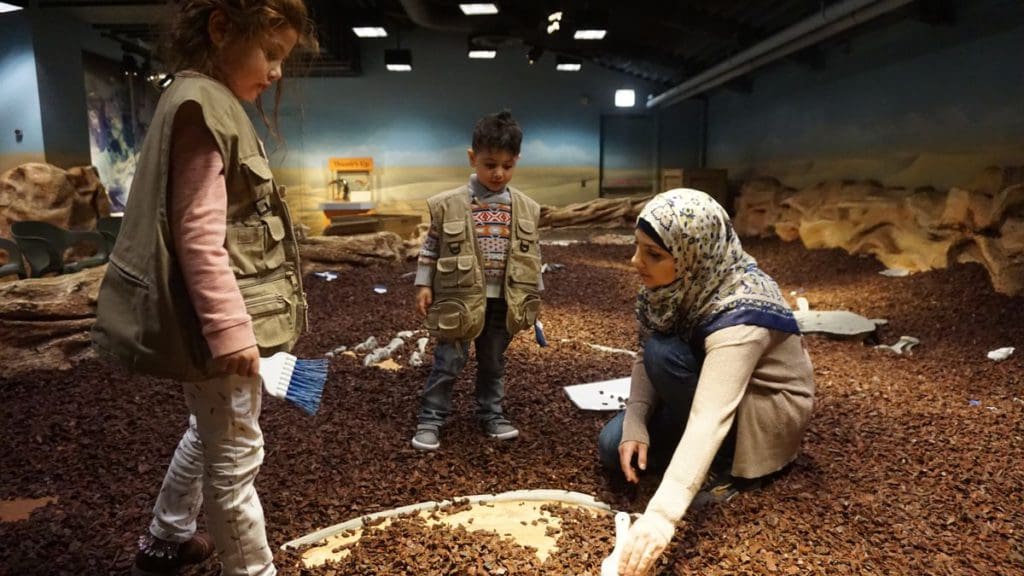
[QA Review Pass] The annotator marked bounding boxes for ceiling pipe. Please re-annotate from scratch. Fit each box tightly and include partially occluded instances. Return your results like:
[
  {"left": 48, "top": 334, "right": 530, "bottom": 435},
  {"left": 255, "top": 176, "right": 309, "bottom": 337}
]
[{"left": 647, "top": 0, "right": 915, "bottom": 108}]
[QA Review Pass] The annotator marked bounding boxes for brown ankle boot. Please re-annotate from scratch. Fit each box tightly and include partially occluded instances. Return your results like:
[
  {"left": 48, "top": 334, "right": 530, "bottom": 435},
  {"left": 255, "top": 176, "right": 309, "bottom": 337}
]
[{"left": 131, "top": 533, "right": 215, "bottom": 576}]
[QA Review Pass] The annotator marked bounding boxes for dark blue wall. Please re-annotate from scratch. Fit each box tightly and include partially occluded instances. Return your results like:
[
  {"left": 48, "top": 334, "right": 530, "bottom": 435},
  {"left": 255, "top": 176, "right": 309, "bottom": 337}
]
[
  {"left": 700, "top": 0, "right": 1024, "bottom": 190},
  {"left": 0, "top": 11, "right": 45, "bottom": 171}
]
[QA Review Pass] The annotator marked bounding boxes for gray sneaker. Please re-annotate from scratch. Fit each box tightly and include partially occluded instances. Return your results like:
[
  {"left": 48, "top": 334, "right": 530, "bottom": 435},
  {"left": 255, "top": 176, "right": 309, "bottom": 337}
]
[
  {"left": 482, "top": 418, "right": 519, "bottom": 440},
  {"left": 411, "top": 425, "right": 440, "bottom": 451}
]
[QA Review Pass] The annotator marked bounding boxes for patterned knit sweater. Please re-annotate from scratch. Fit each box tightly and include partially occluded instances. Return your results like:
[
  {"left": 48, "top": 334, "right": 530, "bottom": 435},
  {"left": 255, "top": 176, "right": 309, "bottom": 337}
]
[{"left": 415, "top": 175, "right": 540, "bottom": 298}]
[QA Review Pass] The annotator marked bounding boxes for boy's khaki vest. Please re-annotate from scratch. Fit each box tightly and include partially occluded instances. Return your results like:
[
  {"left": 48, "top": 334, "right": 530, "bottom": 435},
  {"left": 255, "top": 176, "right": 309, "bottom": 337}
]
[
  {"left": 91, "top": 72, "right": 306, "bottom": 381},
  {"left": 424, "top": 186, "right": 542, "bottom": 341}
]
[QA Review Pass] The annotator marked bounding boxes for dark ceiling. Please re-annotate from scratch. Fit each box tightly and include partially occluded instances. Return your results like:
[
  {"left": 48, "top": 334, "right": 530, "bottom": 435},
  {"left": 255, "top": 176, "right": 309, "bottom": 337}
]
[{"left": 37, "top": 0, "right": 956, "bottom": 90}]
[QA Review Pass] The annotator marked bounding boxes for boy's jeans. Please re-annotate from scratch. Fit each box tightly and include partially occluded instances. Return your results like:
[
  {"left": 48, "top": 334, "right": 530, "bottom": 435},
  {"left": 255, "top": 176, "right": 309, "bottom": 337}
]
[
  {"left": 418, "top": 298, "right": 512, "bottom": 427},
  {"left": 148, "top": 373, "right": 275, "bottom": 576}
]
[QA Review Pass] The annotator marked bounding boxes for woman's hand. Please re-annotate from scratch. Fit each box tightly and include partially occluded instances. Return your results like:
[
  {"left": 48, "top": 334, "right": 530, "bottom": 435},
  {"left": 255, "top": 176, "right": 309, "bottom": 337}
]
[
  {"left": 415, "top": 286, "right": 433, "bottom": 317},
  {"left": 618, "top": 513, "right": 675, "bottom": 576},
  {"left": 213, "top": 345, "right": 260, "bottom": 377},
  {"left": 618, "top": 440, "right": 649, "bottom": 483}
]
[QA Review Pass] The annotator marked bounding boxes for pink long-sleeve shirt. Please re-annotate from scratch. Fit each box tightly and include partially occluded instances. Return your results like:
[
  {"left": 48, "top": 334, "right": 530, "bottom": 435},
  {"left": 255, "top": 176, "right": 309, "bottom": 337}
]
[{"left": 168, "top": 102, "right": 256, "bottom": 358}]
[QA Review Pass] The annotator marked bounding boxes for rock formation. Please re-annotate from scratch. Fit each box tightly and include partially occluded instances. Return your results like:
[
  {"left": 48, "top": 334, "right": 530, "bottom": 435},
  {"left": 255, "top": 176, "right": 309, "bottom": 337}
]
[{"left": 732, "top": 166, "right": 1024, "bottom": 296}]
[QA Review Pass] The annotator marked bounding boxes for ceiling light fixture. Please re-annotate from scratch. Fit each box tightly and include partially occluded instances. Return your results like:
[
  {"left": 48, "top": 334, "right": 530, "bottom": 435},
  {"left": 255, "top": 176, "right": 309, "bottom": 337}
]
[
  {"left": 547, "top": 10, "right": 562, "bottom": 34},
  {"left": 0, "top": 2, "right": 24, "bottom": 12},
  {"left": 555, "top": 56, "right": 581, "bottom": 71},
  {"left": 352, "top": 27, "right": 387, "bottom": 38},
  {"left": 459, "top": 3, "right": 498, "bottom": 15},
  {"left": 574, "top": 29, "right": 607, "bottom": 40},
  {"left": 615, "top": 89, "right": 635, "bottom": 107},
  {"left": 385, "top": 49, "right": 412, "bottom": 72},
  {"left": 468, "top": 49, "right": 497, "bottom": 59}
]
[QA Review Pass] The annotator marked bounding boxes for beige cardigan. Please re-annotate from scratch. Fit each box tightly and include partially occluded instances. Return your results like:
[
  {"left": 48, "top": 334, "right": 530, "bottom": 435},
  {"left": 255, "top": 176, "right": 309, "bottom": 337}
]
[{"left": 621, "top": 324, "right": 814, "bottom": 526}]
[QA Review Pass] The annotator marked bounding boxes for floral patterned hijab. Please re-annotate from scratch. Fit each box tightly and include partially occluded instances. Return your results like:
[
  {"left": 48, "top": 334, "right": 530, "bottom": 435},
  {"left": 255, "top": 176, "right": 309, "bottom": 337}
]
[{"left": 635, "top": 188, "right": 799, "bottom": 345}]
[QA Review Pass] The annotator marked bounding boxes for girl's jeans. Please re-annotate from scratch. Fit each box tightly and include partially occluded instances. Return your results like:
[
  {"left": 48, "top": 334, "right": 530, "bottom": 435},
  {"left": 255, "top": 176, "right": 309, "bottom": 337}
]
[
  {"left": 417, "top": 298, "right": 513, "bottom": 427},
  {"left": 598, "top": 332, "right": 734, "bottom": 474},
  {"left": 148, "top": 373, "right": 275, "bottom": 576}
]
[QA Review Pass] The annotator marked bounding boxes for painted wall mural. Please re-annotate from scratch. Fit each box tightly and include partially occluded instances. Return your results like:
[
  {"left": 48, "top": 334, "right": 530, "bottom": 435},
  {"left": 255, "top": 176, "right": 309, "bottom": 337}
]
[{"left": 82, "top": 51, "right": 156, "bottom": 211}]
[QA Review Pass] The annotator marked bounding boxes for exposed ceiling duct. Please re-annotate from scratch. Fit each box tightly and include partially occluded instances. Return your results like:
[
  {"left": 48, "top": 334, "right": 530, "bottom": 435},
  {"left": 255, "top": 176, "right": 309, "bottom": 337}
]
[{"left": 647, "top": 0, "right": 916, "bottom": 108}]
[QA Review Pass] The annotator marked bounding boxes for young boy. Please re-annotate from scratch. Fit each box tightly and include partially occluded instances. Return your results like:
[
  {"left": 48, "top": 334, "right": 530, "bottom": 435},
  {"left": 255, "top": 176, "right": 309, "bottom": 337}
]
[{"left": 411, "top": 110, "right": 543, "bottom": 451}]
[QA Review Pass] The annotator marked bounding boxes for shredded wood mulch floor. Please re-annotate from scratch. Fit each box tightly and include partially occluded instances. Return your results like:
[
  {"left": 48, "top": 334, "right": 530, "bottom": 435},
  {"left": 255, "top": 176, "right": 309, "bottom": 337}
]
[{"left": 1, "top": 237, "right": 1022, "bottom": 575}]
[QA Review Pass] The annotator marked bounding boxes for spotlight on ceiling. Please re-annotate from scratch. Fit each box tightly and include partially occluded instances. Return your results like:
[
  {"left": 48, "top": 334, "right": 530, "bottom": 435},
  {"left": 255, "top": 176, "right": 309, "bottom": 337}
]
[
  {"left": 615, "top": 89, "right": 636, "bottom": 108},
  {"left": 468, "top": 49, "right": 497, "bottom": 59},
  {"left": 0, "top": 2, "right": 23, "bottom": 13},
  {"left": 574, "top": 29, "right": 607, "bottom": 40},
  {"left": 555, "top": 55, "right": 581, "bottom": 72},
  {"left": 352, "top": 27, "right": 387, "bottom": 38},
  {"left": 526, "top": 46, "right": 544, "bottom": 65},
  {"left": 385, "top": 49, "right": 412, "bottom": 72},
  {"left": 459, "top": 3, "right": 498, "bottom": 15},
  {"left": 547, "top": 11, "right": 562, "bottom": 34}
]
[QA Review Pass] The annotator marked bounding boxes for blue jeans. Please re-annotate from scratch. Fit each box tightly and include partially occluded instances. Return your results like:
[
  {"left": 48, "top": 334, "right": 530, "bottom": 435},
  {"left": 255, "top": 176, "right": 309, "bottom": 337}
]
[
  {"left": 417, "top": 298, "right": 512, "bottom": 427},
  {"left": 599, "top": 332, "right": 729, "bottom": 473}
]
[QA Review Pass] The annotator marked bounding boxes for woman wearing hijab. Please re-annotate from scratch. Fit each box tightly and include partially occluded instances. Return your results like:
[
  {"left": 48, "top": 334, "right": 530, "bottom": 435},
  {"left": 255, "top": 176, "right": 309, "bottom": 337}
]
[{"left": 598, "top": 188, "right": 815, "bottom": 576}]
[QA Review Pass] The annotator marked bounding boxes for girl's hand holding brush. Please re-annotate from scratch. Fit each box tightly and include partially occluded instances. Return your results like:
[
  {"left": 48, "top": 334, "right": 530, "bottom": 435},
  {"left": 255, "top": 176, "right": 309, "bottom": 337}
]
[{"left": 214, "top": 345, "right": 260, "bottom": 377}]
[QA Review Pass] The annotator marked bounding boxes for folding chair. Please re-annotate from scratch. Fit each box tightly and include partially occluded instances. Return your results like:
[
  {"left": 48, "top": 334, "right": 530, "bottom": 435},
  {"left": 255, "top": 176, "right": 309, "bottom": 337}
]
[{"left": 11, "top": 221, "right": 109, "bottom": 277}]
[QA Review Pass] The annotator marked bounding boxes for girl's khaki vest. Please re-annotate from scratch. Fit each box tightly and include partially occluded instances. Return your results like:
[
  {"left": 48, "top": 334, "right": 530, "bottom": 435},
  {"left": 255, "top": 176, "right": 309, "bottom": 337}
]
[
  {"left": 424, "top": 187, "right": 542, "bottom": 341},
  {"left": 91, "top": 72, "right": 306, "bottom": 381}
]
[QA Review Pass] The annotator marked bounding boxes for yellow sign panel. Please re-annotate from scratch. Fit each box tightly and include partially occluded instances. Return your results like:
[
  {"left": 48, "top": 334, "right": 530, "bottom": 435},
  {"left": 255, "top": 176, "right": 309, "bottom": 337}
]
[{"left": 328, "top": 157, "right": 374, "bottom": 172}]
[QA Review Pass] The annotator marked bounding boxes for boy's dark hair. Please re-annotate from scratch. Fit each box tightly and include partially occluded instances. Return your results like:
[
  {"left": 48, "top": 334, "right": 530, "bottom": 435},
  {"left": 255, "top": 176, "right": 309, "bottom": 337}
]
[{"left": 472, "top": 110, "right": 522, "bottom": 155}]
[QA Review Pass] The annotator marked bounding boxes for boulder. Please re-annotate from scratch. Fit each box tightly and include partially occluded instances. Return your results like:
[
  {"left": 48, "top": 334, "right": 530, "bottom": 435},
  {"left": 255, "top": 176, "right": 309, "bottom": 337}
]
[{"left": 0, "top": 163, "right": 112, "bottom": 266}]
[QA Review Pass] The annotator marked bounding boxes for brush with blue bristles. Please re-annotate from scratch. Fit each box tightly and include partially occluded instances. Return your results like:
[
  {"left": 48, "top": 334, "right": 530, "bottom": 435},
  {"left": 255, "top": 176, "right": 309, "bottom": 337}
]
[
  {"left": 260, "top": 352, "right": 328, "bottom": 416},
  {"left": 534, "top": 320, "right": 548, "bottom": 347}
]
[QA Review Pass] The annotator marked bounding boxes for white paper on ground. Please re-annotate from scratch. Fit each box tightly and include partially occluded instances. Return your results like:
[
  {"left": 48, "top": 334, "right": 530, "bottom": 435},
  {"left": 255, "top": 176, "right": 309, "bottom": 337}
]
[
  {"left": 564, "top": 377, "right": 630, "bottom": 411},
  {"left": 987, "top": 347, "right": 1015, "bottom": 361}
]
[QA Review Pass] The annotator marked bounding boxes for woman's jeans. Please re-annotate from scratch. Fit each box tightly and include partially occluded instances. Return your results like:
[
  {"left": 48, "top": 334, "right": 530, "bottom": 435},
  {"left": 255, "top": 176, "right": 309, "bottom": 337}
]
[
  {"left": 417, "top": 298, "right": 512, "bottom": 427},
  {"left": 598, "top": 332, "right": 734, "bottom": 475}
]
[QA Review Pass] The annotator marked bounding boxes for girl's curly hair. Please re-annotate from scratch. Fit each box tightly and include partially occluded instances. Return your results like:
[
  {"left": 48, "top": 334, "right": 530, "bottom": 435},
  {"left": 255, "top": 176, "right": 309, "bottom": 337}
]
[{"left": 161, "top": 0, "right": 318, "bottom": 138}]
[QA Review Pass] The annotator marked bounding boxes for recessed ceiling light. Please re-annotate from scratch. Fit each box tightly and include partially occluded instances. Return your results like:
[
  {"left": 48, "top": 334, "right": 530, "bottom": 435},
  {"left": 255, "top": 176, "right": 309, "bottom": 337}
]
[
  {"left": 0, "top": 2, "right": 24, "bottom": 12},
  {"left": 385, "top": 49, "right": 412, "bottom": 72},
  {"left": 459, "top": 3, "right": 498, "bottom": 16},
  {"left": 574, "top": 29, "right": 607, "bottom": 40},
  {"left": 556, "top": 56, "right": 581, "bottom": 71},
  {"left": 468, "top": 49, "right": 497, "bottom": 59},
  {"left": 352, "top": 27, "right": 387, "bottom": 38},
  {"left": 615, "top": 89, "right": 635, "bottom": 107}
]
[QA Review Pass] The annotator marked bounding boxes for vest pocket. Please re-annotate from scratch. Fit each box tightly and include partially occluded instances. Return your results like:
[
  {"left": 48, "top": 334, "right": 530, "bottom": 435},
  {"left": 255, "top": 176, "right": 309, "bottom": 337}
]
[
  {"left": 507, "top": 293, "right": 541, "bottom": 333},
  {"left": 437, "top": 255, "right": 476, "bottom": 288},
  {"left": 508, "top": 253, "right": 541, "bottom": 287},
  {"left": 425, "top": 299, "right": 470, "bottom": 339},
  {"left": 442, "top": 220, "right": 466, "bottom": 255},
  {"left": 516, "top": 219, "right": 538, "bottom": 254},
  {"left": 226, "top": 216, "right": 287, "bottom": 277},
  {"left": 240, "top": 273, "right": 298, "bottom": 350}
]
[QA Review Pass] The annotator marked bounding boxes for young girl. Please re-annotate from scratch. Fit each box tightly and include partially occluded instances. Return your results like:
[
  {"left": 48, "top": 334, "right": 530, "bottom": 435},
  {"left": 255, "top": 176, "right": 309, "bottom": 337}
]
[{"left": 90, "top": 2, "right": 316, "bottom": 575}]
